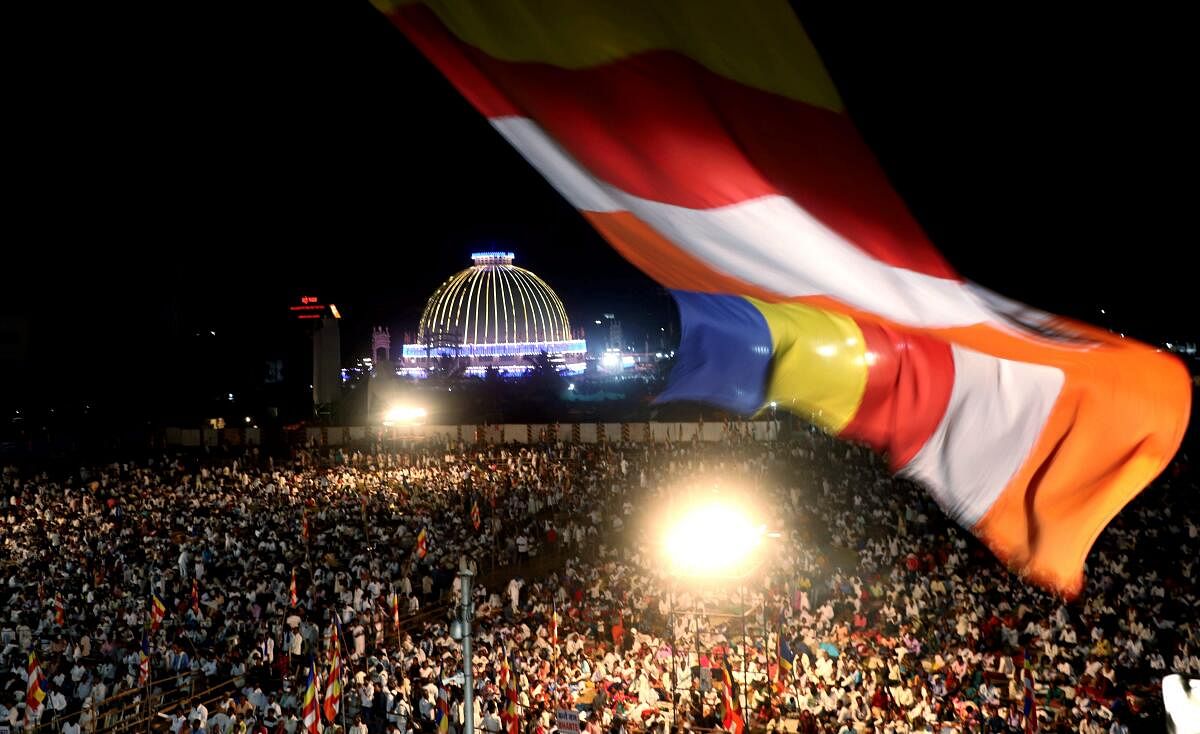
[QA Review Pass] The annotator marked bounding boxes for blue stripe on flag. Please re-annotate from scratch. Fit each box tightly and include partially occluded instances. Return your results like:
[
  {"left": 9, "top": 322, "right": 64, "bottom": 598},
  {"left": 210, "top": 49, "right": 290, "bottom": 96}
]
[{"left": 657, "top": 291, "right": 773, "bottom": 415}]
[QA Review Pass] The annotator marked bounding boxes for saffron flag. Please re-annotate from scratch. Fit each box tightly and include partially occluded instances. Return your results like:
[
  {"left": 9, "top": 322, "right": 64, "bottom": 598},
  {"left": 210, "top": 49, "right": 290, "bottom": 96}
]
[
  {"left": 471, "top": 500, "right": 481, "bottom": 531},
  {"left": 290, "top": 569, "right": 299, "bottom": 607},
  {"left": 150, "top": 594, "right": 167, "bottom": 631},
  {"left": 392, "top": 591, "right": 401, "bottom": 632},
  {"left": 26, "top": 651, "right": 47, "bottom": 725},
  {"left": 371, "top": 0, "right": 1192, "bottom": 596},
  {"left": 416, "top": 527, "right": 428, "bottom": 559},
  {"left": 324, "top": 623, "right": 343, "bottom": 724},
  {"left": 303, "top": 659, "right": 321, "bottom": 733}
]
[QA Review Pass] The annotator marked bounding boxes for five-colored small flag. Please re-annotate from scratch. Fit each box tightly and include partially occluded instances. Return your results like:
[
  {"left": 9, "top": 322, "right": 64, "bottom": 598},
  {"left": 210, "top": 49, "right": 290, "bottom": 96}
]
[
  {"left": 719, "top": 661, "right": 746, "bottom": 734},
  {"left": 436, "top": 685, "right": 450, "bottom": 734},
  {"left": 139, "top": 633, "right": 151, "bottom": 686},
  {"left": 150, "top": 594, "right": 167, "bottom": 631},
  {"left": 504, "top": 645, "right": 520, "bottom": 734},
  {"left": 25, "top": 651, "right": 47, "bottom": 725},
  {"left": 290, "top": 569, "right": 299, "bottom": 607},
  {"left": 416, "top": 527, "right": 428, "bottom": 559},
  {"left": 53, "top": 594, "right": 65, "bottom": 626},
  {"left": 191, "top": 579, "right": 200, "bottom": 616},
  {"left": 303, "top": 658, "right": 320, "bottom": 734},
  {"left": 324, "top": 624, "right": 343, "bottom": 724},
  {"left": 775, "top": 634, "right": 795, "bottom": 694},
  {"left": 470, "top": 500, "right": 481, "bottom": 530}
]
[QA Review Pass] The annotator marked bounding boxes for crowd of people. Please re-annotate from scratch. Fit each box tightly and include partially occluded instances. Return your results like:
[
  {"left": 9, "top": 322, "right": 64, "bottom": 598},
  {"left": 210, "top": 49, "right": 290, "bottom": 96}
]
[{"left": 0, "top": 426, "right": 1195, "bottom": 733}]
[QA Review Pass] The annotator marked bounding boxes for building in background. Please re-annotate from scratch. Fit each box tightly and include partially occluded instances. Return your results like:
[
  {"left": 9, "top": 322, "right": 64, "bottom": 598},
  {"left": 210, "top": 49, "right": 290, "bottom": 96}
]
[
  {"left": 289, "top": 294, "right": 342, "bottom": 415},
  {"left": 400, "top": 252, "right": 586, "bottom": 376}
]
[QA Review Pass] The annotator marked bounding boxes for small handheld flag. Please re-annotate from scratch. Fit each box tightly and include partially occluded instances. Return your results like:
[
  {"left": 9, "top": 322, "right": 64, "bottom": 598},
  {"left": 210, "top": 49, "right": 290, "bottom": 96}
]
[
  {"left": 416, "top": 527, "right": 428, "bottom": 559},
  {"left": 290, "top": 569, "right": 299, "bottom": 607},
  {"left": 303, "top": 658, "right": 320, "bottom": 733},
  {"left": 150, "top": 594, "right": 167, "bottom": 631},
  {"left": 139, "top": 633, "right": 151, "bottom": 686},
  {"left": 26, "top": 651, "right": 47, "bottom": 725},
  {"left": 471, "top": 500, "right": 481, "bottom": 531},
  {"left": 324, "top": 624, "right": 343, "bottom": 724}
]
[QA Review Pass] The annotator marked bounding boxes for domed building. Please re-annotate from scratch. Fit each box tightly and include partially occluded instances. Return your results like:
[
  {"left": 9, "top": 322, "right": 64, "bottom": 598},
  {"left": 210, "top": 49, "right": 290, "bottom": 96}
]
[{"left": 400, "top": 252, "right": 587, "bottom": 376}]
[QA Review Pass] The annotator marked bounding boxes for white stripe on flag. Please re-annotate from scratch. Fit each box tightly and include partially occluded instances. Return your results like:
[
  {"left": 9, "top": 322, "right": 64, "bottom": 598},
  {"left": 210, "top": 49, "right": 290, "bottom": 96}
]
[
  {"left": 491, "top": 115, "right": 999, "bottom": 329},
  {"left": 900, "top": 344, "right": 1064, "bottom": 526}
]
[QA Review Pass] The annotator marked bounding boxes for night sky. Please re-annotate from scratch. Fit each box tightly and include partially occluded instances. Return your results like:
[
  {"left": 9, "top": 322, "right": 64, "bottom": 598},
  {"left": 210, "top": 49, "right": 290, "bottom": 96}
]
[{"left": 3, "top": 4, "right": 1196, "bottom": 415}]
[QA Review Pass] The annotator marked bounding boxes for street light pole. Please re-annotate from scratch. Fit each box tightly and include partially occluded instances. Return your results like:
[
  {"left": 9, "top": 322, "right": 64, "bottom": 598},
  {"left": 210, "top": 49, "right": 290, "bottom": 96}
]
[{"left": 453, "top": 560, "right": 476, "bottom": 734}]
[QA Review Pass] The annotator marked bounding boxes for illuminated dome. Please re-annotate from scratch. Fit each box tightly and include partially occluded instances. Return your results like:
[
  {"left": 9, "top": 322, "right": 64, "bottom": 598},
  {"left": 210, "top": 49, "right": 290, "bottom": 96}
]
[
  {"left": 401, "top": 252, "right": 587, "bottom": 375},
  {"left": 418, "top": 252, "right": 572, "bottom": 345}
]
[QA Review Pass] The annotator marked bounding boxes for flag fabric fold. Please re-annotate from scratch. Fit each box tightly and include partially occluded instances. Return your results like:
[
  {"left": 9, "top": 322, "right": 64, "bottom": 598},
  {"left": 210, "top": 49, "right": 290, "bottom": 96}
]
[{"left": 372, "top": 0, "right": 1192, "bottom": 595}]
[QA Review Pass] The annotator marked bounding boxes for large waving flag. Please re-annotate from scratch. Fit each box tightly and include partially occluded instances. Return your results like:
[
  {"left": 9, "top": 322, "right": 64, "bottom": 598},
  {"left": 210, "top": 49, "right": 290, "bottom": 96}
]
[{"left": 372, "top": 0, "right": 1192, "bottom": 595}]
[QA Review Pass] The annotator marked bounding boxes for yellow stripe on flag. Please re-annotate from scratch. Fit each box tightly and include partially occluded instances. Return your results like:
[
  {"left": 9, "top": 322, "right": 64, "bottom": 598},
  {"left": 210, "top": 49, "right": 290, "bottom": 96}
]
[
  {"left": 748, "top": 298, "right": 869, "bottom": 433},
  {"left": 370, "top": 0, "right": 843, "bottom": 112}
]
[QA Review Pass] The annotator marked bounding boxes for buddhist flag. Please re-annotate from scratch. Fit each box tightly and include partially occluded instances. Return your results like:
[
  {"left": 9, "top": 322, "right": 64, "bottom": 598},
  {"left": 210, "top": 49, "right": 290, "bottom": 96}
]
[
  {"left": 54, "top": 594, "right": 65, "bottom": 626},
  {"left": 776, "top": 635, "right": 795, "bottom": 694},
  {"left": 371, "top": 0, "right": 1191, "bottom": 596},
  {"left": 150, "top": 595, "right": 167, "bottom": 631},
  {"left": 471, "top": 500, "right": 481, "bottom": 531},
  {"left": 416, "top": 527, "right": 428, "bottom": 559},
  {"left": 139, "top": 633, "right": 151, "bottom": 686},
  {"left": 290, "top": 569, "right": 299, "bottom": 607},
  {"left": 501, "top": 642, "right": 520, "bottom": 734},
  {"left": 436, "top": 684, "right": 450, "bottom": 734},
  {"left": 718, "top": 661, "right": 745, "bottom": 734},
  {"left": 25, "top": 651, "right": 47, "bottom": 725},
  {"left": 303, "top": 658, "right": 321, "bottom": 733},
  {"left": 324, "top": 623, "right": 343, "bottom": 724},
  {"left": 191, "top": 579, "right": 200, "bottom": 616}
]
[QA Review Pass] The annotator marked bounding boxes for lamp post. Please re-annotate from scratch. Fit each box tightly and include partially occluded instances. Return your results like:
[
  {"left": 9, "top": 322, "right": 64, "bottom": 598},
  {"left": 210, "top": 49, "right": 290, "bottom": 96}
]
[{"left": 450, "top": 559, "right": 476, "bottom": 734}]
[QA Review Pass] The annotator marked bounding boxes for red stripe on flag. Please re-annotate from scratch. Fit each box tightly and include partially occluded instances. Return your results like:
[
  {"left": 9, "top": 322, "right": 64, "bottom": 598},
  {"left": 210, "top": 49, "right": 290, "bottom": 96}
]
[
  {"left": 388, "top": 3, "right": 957, "bottom": 279},
  {"left": 840, "top": 321, "right": 956, "bottom": 468}
]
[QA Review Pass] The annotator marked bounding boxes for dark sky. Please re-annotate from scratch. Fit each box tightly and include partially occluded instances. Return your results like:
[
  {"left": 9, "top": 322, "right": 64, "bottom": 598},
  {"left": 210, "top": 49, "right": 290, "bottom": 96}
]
[{"left": 3, "top": 4, "right": 1196, "bottom": 409}]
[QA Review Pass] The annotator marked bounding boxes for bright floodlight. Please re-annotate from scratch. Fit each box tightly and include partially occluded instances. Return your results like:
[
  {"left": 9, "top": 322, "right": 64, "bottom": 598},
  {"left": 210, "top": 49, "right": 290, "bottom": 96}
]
[
  {"left": 383, "top": 405, "right": 427, "bottom": 426},
  {"left": 662, "top": 499, "right": 765, "bottom": 579}
]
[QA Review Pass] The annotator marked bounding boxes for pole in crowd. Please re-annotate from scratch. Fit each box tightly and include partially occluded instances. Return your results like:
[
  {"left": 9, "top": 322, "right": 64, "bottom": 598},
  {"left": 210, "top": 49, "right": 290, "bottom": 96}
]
[{"left": 450, "top": 557, "right": 476, "bottom": 734}]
